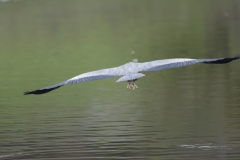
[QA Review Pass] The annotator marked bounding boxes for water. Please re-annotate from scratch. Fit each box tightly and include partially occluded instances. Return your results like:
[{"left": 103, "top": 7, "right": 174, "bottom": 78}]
[{"left": 1, "top": 0, "right": 240, "bottom": 159}]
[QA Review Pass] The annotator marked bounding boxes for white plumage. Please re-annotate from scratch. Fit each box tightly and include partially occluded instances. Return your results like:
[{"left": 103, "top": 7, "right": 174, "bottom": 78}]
[{"left": 24, "top": 55, "right": 239, "bottom": 95}]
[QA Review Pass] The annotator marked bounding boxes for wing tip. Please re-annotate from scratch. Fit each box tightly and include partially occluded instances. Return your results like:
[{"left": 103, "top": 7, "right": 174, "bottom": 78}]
[
  {"left": 202, "top": 55, "right": 240, "bottom": 64},
  {"left": 234, "top": 55, "right": 240, "bottom": 59},
  {"left": 23, "top": 85, "right": 63, "bottom": 95},
  {"left": 24, "top": 91, "right": 30, "bottom": 95}
]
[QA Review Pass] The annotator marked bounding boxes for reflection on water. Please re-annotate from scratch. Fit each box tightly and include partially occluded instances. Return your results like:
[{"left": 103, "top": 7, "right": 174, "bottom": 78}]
[
  {"left": 178, "top": 144, "right": 233, "bottom": 150},
  {"left": 1, "top": 0, "right": 240, "bottom": 159}
]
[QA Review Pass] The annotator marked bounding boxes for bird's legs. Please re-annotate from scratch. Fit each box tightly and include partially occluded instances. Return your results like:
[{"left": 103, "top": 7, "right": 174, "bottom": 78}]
[
  {"left": 127, "top": 83, "right": 131, "bottom": 89},
  {"left": 130, "top": 83, "right": 138, "bottom": 90},
  {"left": 127, "top": 83, "right": 134, "bottom": 90},
  {"left": 133, "top": 83, "right": 138, "bottom": 89},
  {"left": 126, "top": 79, "right": 138, "bottom": 90}
]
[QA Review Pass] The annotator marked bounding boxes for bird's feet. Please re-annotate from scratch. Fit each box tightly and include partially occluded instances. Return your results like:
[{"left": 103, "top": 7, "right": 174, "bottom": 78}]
[
  {"left": 133, "top": 83, "right": 138, "bottom": 89},
  {"left": 127, "top": 83, "right": 138, "bottom": 90},
  {"left": 127, "top": 83, "right": 131, "bottom": 89}
]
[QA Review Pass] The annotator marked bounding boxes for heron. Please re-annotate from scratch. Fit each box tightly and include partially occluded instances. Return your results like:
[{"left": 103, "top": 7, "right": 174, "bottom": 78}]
[{"left": 24, "top": 55, "right": 240, "bottom": 95}]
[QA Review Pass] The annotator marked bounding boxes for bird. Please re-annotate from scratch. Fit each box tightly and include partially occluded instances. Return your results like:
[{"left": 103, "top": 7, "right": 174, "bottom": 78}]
[{"left": 24, "top": 55, "right": 240, "bottom": 95}]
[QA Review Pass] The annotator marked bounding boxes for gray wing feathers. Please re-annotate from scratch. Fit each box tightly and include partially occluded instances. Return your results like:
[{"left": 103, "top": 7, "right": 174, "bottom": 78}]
[
  {"left": 65, "top": 67, "right": 120, "bottom": 85},
  {"left": 66, "top": 74, "right": 116, "bottom": 84},
  {"left": 140, "top": 56, "right": 239, "bottom": 72},
  {"left": 141, "top": 58, "right": 199, "bottom": 72}
]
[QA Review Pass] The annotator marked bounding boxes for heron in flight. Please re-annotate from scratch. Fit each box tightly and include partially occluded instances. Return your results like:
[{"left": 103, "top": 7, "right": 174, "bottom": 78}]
[{"left": 24, "top": 55, "right": 240, "bottom": 95}]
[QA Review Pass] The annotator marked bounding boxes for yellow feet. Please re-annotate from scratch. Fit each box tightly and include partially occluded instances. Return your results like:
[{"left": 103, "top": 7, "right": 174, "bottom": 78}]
[
  {"left": 133, "top": 83, "right": 138, "bottom": 89},
  {"left": 126, "top": 83, "right": 138, "bottom": 90},
  {"left": 127, "top": 83, "right": 131, "bottom": 89}
]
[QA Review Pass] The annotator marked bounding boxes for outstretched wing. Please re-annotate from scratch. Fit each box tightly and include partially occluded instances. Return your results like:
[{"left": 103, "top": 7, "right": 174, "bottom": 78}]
[
  {"left": 24, "top": 67, "right": 120, "bottom": 95},
  {"left": 140, "top": 55, "right": 240, "bottom": 72}
]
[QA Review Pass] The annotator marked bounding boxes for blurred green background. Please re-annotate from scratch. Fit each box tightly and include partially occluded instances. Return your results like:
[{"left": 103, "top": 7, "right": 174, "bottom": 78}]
[{"left": 1, "top": 0, "right": 240, "bottom": 106}]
